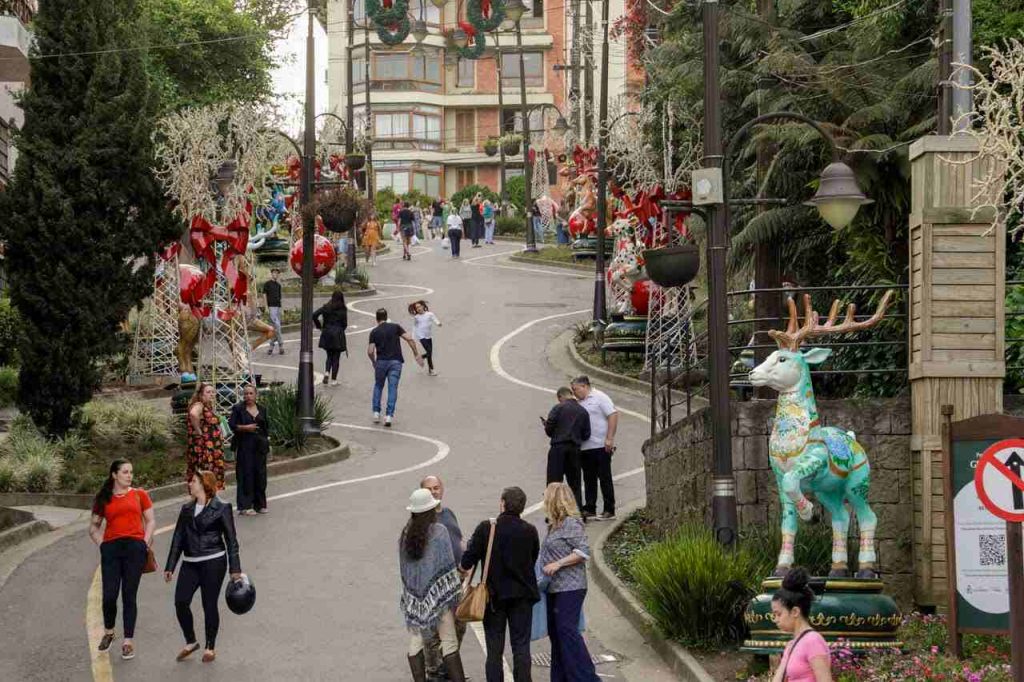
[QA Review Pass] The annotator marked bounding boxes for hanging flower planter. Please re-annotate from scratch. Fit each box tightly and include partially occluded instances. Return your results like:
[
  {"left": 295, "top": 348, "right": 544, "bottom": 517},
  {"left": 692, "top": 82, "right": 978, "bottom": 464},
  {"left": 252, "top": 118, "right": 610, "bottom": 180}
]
[
  {"left": 483, "top": 138, "right": 499, "bottom": 156},
  {"left": 501, "top": 134, "right": 522, "bottom": 156},
  {"left": 344, "top": 153, "right": 366, "bottom": 171},
  {"left": 643, "top": 244, "right": 700, "bottom": 288}
]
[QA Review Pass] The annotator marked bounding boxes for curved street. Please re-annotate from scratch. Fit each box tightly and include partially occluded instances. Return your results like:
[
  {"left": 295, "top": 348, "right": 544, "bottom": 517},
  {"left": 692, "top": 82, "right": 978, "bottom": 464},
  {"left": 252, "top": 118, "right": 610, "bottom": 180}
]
[{"left": 0, "top": 242, "right": 670, "bottom": 681}]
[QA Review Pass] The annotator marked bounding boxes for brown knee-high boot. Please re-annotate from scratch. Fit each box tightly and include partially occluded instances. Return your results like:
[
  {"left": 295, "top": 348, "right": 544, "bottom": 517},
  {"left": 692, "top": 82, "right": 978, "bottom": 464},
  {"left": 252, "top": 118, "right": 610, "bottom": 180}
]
[
  {"left": 408, "top": 651, "right": 427, "bottom": 682},
  {"left": 443, "top": 652, "right": 466, "bottom": 682}
]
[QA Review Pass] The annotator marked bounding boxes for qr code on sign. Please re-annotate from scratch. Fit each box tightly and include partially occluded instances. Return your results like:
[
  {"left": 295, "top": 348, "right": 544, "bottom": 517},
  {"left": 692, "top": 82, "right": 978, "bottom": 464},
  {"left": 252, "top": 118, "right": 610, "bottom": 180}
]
[{"left": 980, "top": 534, "right": 1007, "bottom": 567}]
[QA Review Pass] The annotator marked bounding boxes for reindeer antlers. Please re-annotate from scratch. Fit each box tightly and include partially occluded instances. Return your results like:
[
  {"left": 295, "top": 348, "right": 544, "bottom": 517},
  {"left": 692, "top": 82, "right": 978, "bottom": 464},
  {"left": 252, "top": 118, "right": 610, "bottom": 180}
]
[{"left": 768, "top": 290, "right": 895, "bottom": 351}]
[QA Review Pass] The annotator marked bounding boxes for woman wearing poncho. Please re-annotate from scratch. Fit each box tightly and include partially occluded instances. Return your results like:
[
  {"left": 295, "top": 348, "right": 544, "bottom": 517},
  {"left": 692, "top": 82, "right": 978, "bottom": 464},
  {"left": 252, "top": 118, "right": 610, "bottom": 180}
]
[{"left": 399, "top": 488, "right": 467, "bottom": 682}]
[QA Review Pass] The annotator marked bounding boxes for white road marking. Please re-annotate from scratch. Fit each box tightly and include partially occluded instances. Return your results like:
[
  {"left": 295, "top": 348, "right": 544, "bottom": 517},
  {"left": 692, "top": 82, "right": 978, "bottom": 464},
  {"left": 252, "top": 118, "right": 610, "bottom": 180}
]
[{"left": 462, "top": 246, "right": 590, "bottom": 278}]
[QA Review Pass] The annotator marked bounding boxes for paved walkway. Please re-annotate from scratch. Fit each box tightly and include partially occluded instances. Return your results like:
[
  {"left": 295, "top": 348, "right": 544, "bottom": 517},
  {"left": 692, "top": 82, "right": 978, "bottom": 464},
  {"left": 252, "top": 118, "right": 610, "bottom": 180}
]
[{"left": 0, "top": 240, "right": 675, "bottom": 682}]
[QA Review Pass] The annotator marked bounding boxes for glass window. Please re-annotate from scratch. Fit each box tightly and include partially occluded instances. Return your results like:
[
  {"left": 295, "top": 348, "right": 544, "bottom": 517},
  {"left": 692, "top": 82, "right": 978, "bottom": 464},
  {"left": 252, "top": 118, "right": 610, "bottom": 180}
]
[
  {"left": 527, "top": 0, "right": 543, "bottom": 18},
  {"left": 454, "top": 111, "right": 475, "bottom": 146},
  {"left": 500, "top": 51, "right": 543, "bottom": 87},
  {"left": 352, "top": 57, "right": 366, "bottom": 85},
  {"left": 376, "top": 113, "right": 409, "bottom": 139},
  {"left": 412, "top": 114, "right": 441, "bottom": 141},
  {"left": 409, "top": 0, "right": 441, "bottom": 24},
  {"left": 354, "top": 0, "right": 365, "bottom": 22},
  {"left": 413, "top": 172, "right": 440, "bottom": 197},
  {"left": 375, "top": 54, "right": 408, "bottom": 79},
  {"left": 376, "top": 170, "right": 410, "bottom": 195},
  {"left": 457, "top": 58, "right": 474, "bottom": 87},
  {"left": 410, "top": 50, "right": 441, "bottom": 83},
  {"left": 456, "top": 168, "right": 475, "bottom": 189}
]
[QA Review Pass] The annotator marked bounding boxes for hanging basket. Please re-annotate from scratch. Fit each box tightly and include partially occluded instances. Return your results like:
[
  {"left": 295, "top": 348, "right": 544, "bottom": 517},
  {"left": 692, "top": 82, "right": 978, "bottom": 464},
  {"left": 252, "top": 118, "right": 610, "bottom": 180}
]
[
  {"left": 501, "top": 138, "right": 522, "bottom": 156},
  {"left": 344, "top": 154, "right": 366, "bottom": 171},
  {"left": 483, "top": 139, "right": 499, "bottom": 156},
  {"left": 643, "top": 244, "right": 700, "bottom": 288}
]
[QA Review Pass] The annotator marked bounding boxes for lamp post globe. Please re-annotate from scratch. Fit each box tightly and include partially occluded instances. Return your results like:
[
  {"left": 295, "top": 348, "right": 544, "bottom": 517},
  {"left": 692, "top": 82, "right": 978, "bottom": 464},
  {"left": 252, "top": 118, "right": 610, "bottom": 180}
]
[
  {"left": 411, "top": 19, "right": 429, "bottom": 43},
  {"left": 451, "top": 28, "right": 469, "bottom": 48},
  {"left": 430, "top": 0, "right": 446, "bottom": 7},
  {"left": 804, "top": 161, "right": 873, "bottom": 230},
  {"left": 504, "top": 0, "right": 527, "bottom": 22},
  {"left": 552, "top": 115, "right": 570, "bottom": 135}
]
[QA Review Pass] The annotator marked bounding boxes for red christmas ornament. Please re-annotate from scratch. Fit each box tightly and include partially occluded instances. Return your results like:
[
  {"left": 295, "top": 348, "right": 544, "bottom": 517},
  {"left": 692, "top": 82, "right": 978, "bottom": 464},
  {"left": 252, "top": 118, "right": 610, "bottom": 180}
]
[
  {"left": 630, "top": 279, "right": 655, "bottom": 316},
  {"left": 290, "top": 234, "right": 337, "bottom": 279}
]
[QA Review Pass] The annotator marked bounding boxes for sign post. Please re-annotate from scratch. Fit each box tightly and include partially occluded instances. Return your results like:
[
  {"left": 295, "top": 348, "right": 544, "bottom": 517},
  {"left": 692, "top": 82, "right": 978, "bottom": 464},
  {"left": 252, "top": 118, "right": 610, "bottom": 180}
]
[{"left": 944, "top": 408, "right": 1024, "bottom": 681}]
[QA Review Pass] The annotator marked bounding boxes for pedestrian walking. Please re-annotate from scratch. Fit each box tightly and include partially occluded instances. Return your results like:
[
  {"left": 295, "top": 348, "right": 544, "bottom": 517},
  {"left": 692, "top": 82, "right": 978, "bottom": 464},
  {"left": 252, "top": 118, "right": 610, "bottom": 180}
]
[
  {"left": 459, "top": 199, "right": 472, "bottom": 239},
  {"left": 530, "top": 202, "right": 544, "bottom": 244},
  {"left": 419, "top": 476, "right": 466, "bottom": 679},
  {"left": 412, "top": 205, "right": 423, "bottom": 241},
  {"left": 313, "top": 291, "right": 349, "bottom": 386},
  {"left": 483, "top": 199, "right": 496, "bottom": 244},
  {"left": 400, "top": 488, "right": 467, "bottom": 682},
  {"left": 368, "top": 308, "right": 424, "bottom": 427},
  {"left": 408, "top": 300, "right": 442, "bottom": 376},
  {"left": 460, "top": 487, "right": 540, "bottom": 682},
  {"left": 432, "top": 198, "right": 444, "bottom": 238},
  {"left": 399, "top": 202, "right": 416, "bottom": 260},
  {"left": 228, "top": 385, "right": 269, "bottom": 516},
  {"left": 446, "top": 209, "right": 464, "bottom": 258},
  {"left": 187, "top": 383, "right": 226, "bottom": 489},
  {"left": 541, "top": 387, "right": 590, "bottom": 511},
  {"left": 571, "top": 376, "right": 619, "bottom": 521},
  {"left": 164, "top": 470, "right": 243, "bottom": 665},
  {"left": 90, "top": 459, "right": 156, "bottom": 661},
  {"left": 539, "top": 482, "right": 599, "bottom": 681},
  {"left": 770, "top": 568, "right": 832, "bottom": 682},
  {"left": 362, "top": 215, "right": 382, "bottom": 266},
  {"left": 261, "top": 268, "right": 285, "bottom": 355},
  {"left": 470, "top": 193, "right": 484, "bottom": 247}
]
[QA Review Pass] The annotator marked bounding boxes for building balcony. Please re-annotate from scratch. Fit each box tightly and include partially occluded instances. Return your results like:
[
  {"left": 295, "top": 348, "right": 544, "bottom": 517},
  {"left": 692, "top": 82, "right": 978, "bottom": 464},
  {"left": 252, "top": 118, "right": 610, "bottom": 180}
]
[{"left": 0, "top": 1, "right": 33, "bottom": 83}]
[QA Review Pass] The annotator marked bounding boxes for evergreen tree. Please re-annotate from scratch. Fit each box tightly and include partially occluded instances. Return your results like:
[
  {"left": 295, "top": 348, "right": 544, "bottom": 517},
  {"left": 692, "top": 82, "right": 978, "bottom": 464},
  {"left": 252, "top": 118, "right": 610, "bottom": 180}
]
[{"left": 2, "top": 0, "right": 179, "bottom": 434}]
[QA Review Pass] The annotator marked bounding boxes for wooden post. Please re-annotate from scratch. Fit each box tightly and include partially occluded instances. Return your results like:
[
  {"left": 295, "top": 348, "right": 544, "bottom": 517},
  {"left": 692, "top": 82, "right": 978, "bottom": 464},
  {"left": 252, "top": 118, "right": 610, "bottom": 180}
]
[
  {"left": 909, "top": 136, "right": 1005, "bottom": 607},
  {"left": 1009, "top": 520, "right": 1024, "bottom": 682}
]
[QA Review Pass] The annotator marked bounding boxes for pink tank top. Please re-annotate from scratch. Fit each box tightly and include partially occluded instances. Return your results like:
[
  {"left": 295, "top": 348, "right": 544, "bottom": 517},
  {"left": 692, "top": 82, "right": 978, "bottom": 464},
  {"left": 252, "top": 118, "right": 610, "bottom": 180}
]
[{"left": 780, "top": 630, "right": 830, "bottom": 682}]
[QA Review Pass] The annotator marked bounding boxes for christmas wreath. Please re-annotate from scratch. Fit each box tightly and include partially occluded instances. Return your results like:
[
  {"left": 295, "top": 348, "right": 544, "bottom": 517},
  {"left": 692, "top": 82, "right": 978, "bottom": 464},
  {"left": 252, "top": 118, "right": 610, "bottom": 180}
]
[
  {"left": 467, "top": 0, "right": 505, "bottom": 32},
  {"left": 366, "top": 0, "right": 409, "bottom": 27},
  {"left": 456, "top": 30, "right": 487, "bottom": 59},
  {"left": 376, "top": 17, "right": 411, "bottom": 45}
]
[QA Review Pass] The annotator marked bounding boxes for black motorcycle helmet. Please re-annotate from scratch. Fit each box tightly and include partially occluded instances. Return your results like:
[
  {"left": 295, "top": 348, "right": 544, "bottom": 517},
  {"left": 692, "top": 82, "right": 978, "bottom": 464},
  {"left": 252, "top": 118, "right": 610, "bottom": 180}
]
[{"left": 225, "top": 574, "right": 255, "bottom": 615}]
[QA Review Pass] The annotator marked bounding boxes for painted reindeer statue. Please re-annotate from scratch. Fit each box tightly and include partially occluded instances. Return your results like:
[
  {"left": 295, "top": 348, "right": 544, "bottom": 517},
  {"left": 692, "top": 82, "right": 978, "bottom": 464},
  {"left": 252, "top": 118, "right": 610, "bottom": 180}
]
[{"left": 748, "top": 290, "right": 894, "bottom": 579}]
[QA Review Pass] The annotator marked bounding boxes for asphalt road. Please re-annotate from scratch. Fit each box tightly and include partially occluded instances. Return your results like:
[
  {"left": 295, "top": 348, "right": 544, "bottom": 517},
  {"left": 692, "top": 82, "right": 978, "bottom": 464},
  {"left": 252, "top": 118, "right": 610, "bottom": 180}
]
[{"left": 0, "top": 240, "right": 661, "bottom": 682}]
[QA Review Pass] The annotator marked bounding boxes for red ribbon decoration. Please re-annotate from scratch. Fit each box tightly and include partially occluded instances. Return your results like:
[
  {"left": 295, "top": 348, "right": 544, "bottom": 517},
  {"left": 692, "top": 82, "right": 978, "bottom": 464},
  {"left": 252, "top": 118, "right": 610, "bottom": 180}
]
[
  {"left": 158, "top": 242, "right": 182, "bottom": 262},
  {"left": 179, "top": 264, "right": 212, "bottom": 319},
  {"left": 188, "top": 202, "right": 253, "bottom": 318}
]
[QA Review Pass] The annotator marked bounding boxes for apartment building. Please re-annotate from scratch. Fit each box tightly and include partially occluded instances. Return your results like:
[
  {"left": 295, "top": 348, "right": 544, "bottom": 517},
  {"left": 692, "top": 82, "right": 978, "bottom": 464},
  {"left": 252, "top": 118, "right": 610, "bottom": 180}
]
[
  {"left": 0, "top": 0, "right": 33, "bottom": 188},
  {"left": 326, "top": 0, "right": 573, "bottom": 199}
]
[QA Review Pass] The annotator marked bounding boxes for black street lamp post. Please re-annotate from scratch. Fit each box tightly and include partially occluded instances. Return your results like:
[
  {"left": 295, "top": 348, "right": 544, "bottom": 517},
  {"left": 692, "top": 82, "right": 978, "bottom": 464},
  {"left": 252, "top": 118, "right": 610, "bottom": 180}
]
[{"left": 297, "top": 3, "right": 318, "bottom": 438}]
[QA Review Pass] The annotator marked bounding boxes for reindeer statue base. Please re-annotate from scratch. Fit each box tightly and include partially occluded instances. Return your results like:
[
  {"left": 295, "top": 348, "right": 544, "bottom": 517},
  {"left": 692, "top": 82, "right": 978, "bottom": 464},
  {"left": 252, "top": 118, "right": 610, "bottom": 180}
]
[{"left": 741, "top": 575, "right": 902, "bottom": 654}]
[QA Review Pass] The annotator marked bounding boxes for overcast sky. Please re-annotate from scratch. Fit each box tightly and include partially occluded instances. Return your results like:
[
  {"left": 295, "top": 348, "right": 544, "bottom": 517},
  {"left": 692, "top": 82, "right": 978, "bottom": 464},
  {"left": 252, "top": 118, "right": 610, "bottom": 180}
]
[{"left": 271, "top": 13, "right": 330, "bottom": 135}]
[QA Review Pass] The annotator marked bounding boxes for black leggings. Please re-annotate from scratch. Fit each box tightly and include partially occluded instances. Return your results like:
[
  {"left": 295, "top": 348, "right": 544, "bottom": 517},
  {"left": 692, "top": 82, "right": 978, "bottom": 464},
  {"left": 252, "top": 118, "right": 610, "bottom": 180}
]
[
  {"left": 420, "top": 338, "right": 434, "bottom": 371},
  {"left": 174, "top": 556, "right": 227, "bottom": 650},
  {"left": 100, "top": 538, "right": 148, "bottom": 637},
  {"left": 325, "top": 350, "right": 342, "bottom": 380}
]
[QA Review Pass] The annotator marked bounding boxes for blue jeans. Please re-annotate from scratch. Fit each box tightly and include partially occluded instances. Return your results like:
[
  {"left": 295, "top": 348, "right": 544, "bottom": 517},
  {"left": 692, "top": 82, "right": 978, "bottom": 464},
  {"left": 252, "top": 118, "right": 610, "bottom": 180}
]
[
  {"left": 267, "top": 306, "right": 284, "bottom": 348},
  {"left": 484, "top": 219, "right": 495, "bottom": 243},
  {"left": 372, "top": 359, "right": 403, "bottom": 416},
  {"left": 547, "top": 590, "right": 598, "bottom": 681},
  {"left": 533, "top": 217, "right": 545, "bottom": 243}
]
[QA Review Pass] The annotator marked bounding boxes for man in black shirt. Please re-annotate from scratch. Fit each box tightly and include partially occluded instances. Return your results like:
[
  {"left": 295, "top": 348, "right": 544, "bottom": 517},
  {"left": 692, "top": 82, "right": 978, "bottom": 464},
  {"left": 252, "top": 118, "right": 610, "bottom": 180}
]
[
  {"left": 261, "top": 268, "right": 284, "bottom": 355},
  {"left": 542, "top": 386, "right": 590, "bottom": 511},
  {"left": 461, "top": 487, "right": 539, "bottom": 682},
  {"left": 398, "top": 202, "right": 415, "bottom": 261},
  {"left": 367, "top": 308, "right": 423, "bottom": 427}
]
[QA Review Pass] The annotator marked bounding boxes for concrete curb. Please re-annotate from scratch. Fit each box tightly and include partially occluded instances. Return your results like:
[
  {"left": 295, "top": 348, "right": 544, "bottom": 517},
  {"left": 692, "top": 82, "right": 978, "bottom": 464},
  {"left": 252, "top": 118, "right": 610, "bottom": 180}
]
[
  {"left": 591, "top": 500, "right": 715, "bottom": 682},
  {"left": 507, "top": 254, "right": 591, "bottom": 272},
  {"left": 280, "top": 286, "right": 378, "bottom": 299},
  {"left": 0, "top": 436, "right": 350, "bottom": 511},
  {"left": 0, "top": 518, "right": 50, "bottom": 554},
  {"left": 565, "top": 333, "right": 652, "bottom": 395}
]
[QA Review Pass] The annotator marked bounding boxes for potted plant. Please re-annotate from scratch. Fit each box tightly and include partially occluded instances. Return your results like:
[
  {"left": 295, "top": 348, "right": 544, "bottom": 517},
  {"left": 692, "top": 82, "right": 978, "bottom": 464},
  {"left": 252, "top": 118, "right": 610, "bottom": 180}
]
[
  {"left": 483, "top": 137, "right": 499, "bottom": 156},
  {"left": 500, "top": 133, "right": 522, "bottom": 156},
  {"left": 344, "top": 152, "right": 366, "bottom": 171},
  {"left": 643, "top": 243, "right": 701, "bottom": 288},
  {"left": 302, "top": 186, "right": 372, "bottom": 234}
]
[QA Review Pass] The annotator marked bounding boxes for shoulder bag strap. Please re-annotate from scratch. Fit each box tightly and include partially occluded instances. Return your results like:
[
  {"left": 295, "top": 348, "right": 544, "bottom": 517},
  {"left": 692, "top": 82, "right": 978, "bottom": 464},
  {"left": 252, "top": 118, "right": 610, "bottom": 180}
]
[
  {"left": 780, "top": 629, "right": 813, "bottom": 682},
  {"left": 480, "top": 518, "right": 497, "bottom": 583}
]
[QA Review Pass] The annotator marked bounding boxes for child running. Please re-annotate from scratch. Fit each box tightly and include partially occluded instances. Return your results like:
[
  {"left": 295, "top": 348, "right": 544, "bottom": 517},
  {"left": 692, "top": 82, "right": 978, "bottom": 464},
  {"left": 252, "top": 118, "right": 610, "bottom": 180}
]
[{"left": 408, "top": 300, "right": 442, "bottom": 376}]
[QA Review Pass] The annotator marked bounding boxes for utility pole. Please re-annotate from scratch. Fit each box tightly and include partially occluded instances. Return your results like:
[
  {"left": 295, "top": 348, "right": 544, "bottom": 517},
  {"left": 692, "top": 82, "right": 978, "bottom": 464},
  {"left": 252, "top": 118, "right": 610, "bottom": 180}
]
[
  {"left": 701, "top": 0, "right": 738, "bottom": 546},
  {"left": 592, "top": 0, "right": 610, "bottom": 324},
  {"left": 364, "top": 17, "right": 374, "bottom": 203},
  {"left": 516, "top": 20, "right": 537, "bottom": 252},
  {"left": 570, "top": 0, "right": 581, "bottom": 138},
  {"left": 951, "top": 0, "right": 972, "bottom": 132},
  {"left": 582, "top": 0, "right": 594, "bottom": 143},
  {"left": 298, "top": 4, "right": 318, "bottom": 437},
  {"left": 495, "top": 35, "right": 509, "bottom": 211},
  {"left": 345, "top": 0, "right": 357, "bottom": 272}
]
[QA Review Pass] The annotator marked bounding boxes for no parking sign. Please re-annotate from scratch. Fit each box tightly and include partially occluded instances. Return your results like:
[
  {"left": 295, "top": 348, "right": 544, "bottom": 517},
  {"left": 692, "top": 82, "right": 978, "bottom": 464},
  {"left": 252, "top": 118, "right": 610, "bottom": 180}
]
[{"left": 975, "top": 439, "right": 1024, "bottom": 523}]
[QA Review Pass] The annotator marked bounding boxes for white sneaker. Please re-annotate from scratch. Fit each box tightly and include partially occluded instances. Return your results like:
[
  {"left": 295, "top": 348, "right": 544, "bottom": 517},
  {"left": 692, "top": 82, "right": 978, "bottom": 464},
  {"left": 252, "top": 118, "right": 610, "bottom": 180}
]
[
  {"left": 384, "top": 416, "right": 392, "bottom": 428},
  {"left": 428, "top": 370, "right": 437, "bottom": 376},
  {"left": 329, "top": 380, "right": 339, "bottom": 387},
  {"left": 373, "top": 412, "right": 380, "bottom": 423}
]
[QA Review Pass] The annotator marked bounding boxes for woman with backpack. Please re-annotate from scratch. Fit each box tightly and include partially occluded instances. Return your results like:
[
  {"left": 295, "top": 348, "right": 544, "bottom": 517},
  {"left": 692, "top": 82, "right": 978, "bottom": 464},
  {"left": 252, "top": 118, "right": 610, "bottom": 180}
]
[
  {"left": 90, "top": 459, "right": 156, "bottom": 661},
  {"left": 164, "top": 470, "right": 243, "bottom": 664}
]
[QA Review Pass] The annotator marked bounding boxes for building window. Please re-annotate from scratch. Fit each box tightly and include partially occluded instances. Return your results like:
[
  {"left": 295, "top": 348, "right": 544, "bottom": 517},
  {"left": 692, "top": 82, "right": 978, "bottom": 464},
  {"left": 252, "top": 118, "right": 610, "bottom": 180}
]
[
  {"left": 376, "top": 170, "right": 410, "bottom": 195},
  {"left": 455, "top": 111, "right": 475, "bottom": 147},
  {"left": 409, "top": 0, "right": 442, "bottom": 24},
  {"left": 354, "top": 0, "right": 366, "bottom": 23},
  {"left": 375, "top": 53, "right": 408, "bottom": 80},
  {"left": 528, "top": 0, "right": 543, "bottom": 18},
  {"left": 457, "top": 58, "right": 474, "bottom": 87},
  {"left": 413, "top": 172, "right": 441, "bottom": 197},
  {"left": 500, "top": 51, "right": 543, "bottom": 87},
  {"left": 456, "top": 168, "right": 475, "bottom": 189},
  {"left": 375, "top": 112, "right": 409, "bottom": 139},
  {"left": 411, "top": 51, "right": 441, "bottom": 83},
  {"left": 412, "top": 113, "right": 441, "bottom": 141},
  {"left": 352, "top": 56, "right": 366, "bottom": 85},
  {"left": 501, "top": 108, "right": 543, "bottom": 134}
]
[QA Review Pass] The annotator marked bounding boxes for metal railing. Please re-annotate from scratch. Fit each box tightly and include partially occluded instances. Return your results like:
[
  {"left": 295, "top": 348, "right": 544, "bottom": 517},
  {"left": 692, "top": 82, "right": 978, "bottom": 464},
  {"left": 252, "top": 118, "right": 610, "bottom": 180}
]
[
  {"left": 0, "top": 0, "right": 34, "bottom": 26},
  {"left": 652, "top": 283, "right": 909, "bottom": 436}
]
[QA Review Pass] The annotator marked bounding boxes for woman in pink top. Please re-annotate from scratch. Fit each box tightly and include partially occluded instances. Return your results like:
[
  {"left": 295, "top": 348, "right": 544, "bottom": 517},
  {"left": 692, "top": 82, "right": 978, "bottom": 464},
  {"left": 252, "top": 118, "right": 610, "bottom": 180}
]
[{"left": 771, "top": 568, "right": 832, "bottom": 682}]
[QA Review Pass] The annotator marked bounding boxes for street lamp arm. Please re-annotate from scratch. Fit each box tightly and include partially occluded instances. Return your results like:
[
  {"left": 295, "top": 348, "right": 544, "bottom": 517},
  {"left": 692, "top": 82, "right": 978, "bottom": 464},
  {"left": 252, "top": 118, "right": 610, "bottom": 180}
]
[
  {"left": 605, "top": 109, "right": 641, "bottom": 133},
  {"left": 314, "top": 111, "right": 349, "bottom": 134},
  {"left": 265, "top": 128, "right": 302, "bottom": 158},
  {"left": 724, "top": 111, "right": 840, "bottom": 166}
]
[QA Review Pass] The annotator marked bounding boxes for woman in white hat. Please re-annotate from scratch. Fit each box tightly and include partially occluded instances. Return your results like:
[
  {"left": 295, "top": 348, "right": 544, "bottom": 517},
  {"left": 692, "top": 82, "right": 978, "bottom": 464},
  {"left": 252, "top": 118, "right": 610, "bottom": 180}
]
[{"left": 399, "top": 488, "right": 466, "bottom": 682}]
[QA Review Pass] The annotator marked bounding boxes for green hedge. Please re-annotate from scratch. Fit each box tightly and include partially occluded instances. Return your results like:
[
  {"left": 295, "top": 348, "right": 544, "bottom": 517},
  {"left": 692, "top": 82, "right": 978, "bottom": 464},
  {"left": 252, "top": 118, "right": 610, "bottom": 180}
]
[
  {"left": 0, "top": 366, "right": 16, "bottom": 408},
  {"left": 0, "top": 299, "right": 20, "bottom": 367}
]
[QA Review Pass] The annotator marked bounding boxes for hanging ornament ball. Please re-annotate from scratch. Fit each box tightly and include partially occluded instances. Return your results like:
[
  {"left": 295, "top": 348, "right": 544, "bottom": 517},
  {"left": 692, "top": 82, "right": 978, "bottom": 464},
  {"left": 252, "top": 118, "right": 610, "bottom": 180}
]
[
  {"left": 290, "top": 234, "right": 337, "bottom": 279},
  {"left": 631, "top": 279, "right": 655, "bottom": 316},
  {"left": 568, "top": 212, "right": 589, "bottom": 237}
]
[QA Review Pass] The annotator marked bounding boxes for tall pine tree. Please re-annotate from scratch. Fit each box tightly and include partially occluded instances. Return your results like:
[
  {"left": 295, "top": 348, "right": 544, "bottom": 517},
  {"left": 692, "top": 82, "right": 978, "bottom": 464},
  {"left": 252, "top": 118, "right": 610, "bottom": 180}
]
[{"left": 3, "top": 0, "right": 179, "bottom": 434}]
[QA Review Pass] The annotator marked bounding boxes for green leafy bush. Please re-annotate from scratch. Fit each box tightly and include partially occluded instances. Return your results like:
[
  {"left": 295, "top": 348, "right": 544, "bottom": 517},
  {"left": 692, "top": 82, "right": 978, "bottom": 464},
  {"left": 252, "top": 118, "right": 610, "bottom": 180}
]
[
  {"left": 504, "top": 175, "right": 525, "bottom": 211},
  {"left": 496, "top": 216, "right": 523, "bottom": 236},
  {"left": 0, "top": 458, "right": 15, "bottom": 492},
  {"left": 740, "top": 520, "right": 836, "bottom": 577},
  {"left": 262, "top": 384, "right": 334, "bottom": 450},
  {"left": 629, "top": 523, "right": 760, "bottom": 649},
  {"left": 0, "top": 299, "right": 20, "bottom": 367},
  {"left": 0, "top": 366, "right": 18, "bottom": 407},
  {"left": 79, "top": 399, "right": 171, "bottom": 449},
  {"left": 449, "top": 183, "right": 499, "bottom": 209},
  {"left": 375, "top": 187, "right": 398, "bottom": 222},
  {"left": 0, "top": 427, "right": 65, "bottom": 493}
]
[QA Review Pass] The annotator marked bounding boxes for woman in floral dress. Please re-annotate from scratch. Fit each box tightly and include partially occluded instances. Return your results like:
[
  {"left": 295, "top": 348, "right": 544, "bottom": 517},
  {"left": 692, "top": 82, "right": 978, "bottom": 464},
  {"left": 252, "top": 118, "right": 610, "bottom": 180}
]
[{"left": 186, "top": 383, "right": 225, "bottom": 489}]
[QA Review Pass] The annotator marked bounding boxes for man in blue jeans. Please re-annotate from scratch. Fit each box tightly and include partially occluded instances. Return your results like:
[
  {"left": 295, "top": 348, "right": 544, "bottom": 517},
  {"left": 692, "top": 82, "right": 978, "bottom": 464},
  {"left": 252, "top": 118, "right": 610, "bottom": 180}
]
[{"left": 367, "top": 308, "right": 423, "bottom": 427}]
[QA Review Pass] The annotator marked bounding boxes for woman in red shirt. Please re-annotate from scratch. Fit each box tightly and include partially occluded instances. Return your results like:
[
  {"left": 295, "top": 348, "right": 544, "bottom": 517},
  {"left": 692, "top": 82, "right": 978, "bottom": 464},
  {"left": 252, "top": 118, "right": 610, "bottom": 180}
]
[{"left": 89, "top": 459, "right": 156, "bottom": 661}]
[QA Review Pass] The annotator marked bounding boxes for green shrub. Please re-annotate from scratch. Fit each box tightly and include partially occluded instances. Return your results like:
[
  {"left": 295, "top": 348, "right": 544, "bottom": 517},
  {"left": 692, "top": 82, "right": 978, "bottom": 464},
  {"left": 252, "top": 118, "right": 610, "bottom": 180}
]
[
  {"left": 0, "top": 458, "right": 15, "bottom": 492},
  {"left": 629, "top": 523, "right": 761, "bottom": 649},
  {"left": 7, "top": 414, "right": 39, "bottom": 440},
  {"left": 17, "top": 448, "right": 62, "bottom": 492},
  {"left": 54, "top": 432, "right": 91, "bottom": 463},
  {"left": 504, "top": 175, "right": 525, "bottom": 211},
  {"left": 496, "top": 216, "right": 523, "bottom": 236},
  {"left": 741, "top": 519, "right": 845, "bottom": 577},
  {"left": 449, "top": 183, "right": 499, "bottom": 209},
  {"left": 262, "top": 384, "right": 334, "bottom": 450},
  {"left": 0, "top": 366, "right": 17, "bottom": 407},
  {"left": 0, "top": 299, "right": 20, "bottom": 367},
  {"left": 80, "top": 399, "right": 171, "bottom": 449}
]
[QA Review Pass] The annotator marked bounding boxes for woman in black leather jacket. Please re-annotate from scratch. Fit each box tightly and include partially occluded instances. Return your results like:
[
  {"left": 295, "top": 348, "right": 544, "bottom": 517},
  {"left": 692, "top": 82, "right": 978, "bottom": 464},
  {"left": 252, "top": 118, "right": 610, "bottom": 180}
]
[
  {"left": 312, "top": 290, "right": 348, "bottom": 386},
  {"left": 164, "top": 470, "right": 242, "bottom": 663}
]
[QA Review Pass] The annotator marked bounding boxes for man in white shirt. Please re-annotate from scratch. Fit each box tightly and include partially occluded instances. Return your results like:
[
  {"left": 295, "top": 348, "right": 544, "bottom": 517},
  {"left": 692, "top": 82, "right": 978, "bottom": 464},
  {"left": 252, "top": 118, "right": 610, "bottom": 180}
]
[
  {"left": 445, "top": 211, "right": 464, "bottom": 259},
  {"left": 571, "top": 375, "right": 619, "bottom": 521}
]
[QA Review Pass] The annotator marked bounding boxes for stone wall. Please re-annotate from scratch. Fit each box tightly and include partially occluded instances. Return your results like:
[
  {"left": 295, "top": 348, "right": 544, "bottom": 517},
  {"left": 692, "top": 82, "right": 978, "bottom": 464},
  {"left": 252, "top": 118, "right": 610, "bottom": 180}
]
[{"left": 643, "top": 398, "right": 913, "bottom": 604}]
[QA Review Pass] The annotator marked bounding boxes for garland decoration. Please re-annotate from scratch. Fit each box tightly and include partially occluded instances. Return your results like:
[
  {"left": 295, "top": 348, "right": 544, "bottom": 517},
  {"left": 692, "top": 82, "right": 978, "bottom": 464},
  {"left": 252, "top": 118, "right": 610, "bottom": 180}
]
[
  {"left": 467, "top": 0, "right": 505, "bottom": 32},
  {"left": 377, "top": 17, "right": 411, "bottom": 44},
  {"left": 456, "top": 30, "right": 487, "bottom": 60},
  {"left": 366, "top": 0, "right": 409, "bottom": 26}
]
